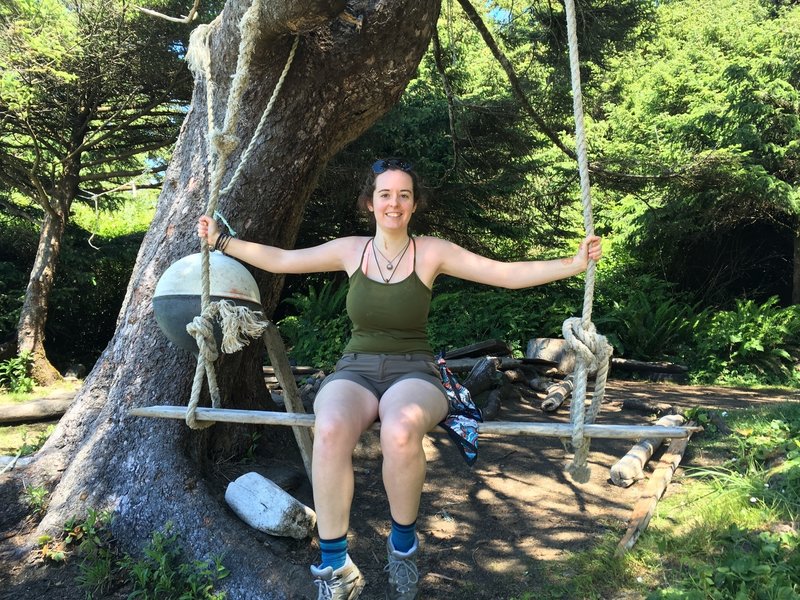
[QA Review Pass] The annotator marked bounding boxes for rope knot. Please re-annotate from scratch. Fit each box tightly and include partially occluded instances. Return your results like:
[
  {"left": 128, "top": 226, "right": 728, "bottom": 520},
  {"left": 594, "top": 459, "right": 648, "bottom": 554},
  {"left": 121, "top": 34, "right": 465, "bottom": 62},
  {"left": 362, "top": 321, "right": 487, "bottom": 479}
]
[
  {"left": 210, "top": 130, "right": 239, "bottom": 156},
  {"left": 186, "top": 313, "right": 220, "bottom": 363},
  {"left": 561, "top": 316, "right": 614, "bottom": 483},
  {"left": 562, "top": 316, "right": 610, "bottom": 374}
]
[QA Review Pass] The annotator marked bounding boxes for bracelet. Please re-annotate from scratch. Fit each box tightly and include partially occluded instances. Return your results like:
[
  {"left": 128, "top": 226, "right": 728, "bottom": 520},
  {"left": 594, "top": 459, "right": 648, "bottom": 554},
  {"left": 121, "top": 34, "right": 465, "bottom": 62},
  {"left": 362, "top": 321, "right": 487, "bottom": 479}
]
[
  {"left": 219, "top": 234, "right": 232, "bottom": 254},
  {"left": 214, "top": 233, "right": 229, "bottom": 252}
]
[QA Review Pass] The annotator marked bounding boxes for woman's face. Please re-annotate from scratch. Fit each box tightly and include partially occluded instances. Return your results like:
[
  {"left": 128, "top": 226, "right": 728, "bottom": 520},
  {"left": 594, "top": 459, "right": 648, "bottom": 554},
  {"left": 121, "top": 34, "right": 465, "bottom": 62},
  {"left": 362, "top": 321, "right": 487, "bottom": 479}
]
[{"left": 368, "top": 170, "right": 416, "bottom": 232}]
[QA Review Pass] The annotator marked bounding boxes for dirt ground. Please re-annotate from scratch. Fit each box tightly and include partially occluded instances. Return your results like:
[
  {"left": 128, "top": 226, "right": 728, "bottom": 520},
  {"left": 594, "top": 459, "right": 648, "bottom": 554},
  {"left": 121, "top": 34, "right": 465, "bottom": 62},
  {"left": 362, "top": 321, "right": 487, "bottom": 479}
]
[{"left": 1, "top": 379, "right": 797, "bottom": 600}]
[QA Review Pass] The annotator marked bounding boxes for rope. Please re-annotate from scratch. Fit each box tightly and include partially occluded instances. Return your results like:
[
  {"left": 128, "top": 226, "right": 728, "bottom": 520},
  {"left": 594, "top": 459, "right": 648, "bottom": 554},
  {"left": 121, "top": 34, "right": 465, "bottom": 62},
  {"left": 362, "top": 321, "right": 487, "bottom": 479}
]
[
  {"left": 561, "top": 0, "right": 614, "bottom": 482},
  {"left": 180, "top": 0, "right": 298, "bottom": 428}
]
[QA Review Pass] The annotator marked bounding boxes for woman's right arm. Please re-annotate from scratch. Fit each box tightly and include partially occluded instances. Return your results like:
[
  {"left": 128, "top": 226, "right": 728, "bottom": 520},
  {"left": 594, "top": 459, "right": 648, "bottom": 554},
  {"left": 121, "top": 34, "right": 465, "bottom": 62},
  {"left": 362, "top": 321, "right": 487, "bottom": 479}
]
[{"left": 197, "top": 215, "right": 355, "bottom": 274}]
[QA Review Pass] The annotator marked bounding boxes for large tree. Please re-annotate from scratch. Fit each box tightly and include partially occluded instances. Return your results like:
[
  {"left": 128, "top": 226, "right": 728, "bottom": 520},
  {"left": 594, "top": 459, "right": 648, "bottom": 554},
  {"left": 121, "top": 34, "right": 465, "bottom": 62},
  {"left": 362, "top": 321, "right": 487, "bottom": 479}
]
[
  {"left": 0, "top": 0, "right": 193, "bottom": 383},
  {"left": 22, "top": 0, "right": 440, "bottom": 596}
]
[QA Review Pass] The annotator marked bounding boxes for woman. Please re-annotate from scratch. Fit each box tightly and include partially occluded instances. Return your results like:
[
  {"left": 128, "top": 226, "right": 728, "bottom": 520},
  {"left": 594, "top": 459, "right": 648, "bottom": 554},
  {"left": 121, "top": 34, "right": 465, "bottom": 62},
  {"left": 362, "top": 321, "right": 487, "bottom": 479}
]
[{"left": 197, "top": 158, "right": 602, "bottom": 600}]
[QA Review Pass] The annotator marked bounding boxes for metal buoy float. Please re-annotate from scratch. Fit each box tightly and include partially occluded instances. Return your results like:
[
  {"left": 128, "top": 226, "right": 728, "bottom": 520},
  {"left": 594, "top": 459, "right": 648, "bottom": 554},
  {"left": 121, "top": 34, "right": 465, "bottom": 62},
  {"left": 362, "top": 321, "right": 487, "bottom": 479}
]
[{"left": 153, "top": 253, "right": 262, "bottom": 353}]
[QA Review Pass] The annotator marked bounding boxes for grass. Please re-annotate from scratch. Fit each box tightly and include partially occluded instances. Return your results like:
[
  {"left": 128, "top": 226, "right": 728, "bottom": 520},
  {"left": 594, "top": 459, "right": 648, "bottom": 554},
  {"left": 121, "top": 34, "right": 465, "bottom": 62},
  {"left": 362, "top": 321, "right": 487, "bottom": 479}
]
[
  {"left": 0, "top": 424, "right": 55, "bottom": 457},
  {"left": 0, "top": 378, "right": 82, "bottom": 406},
  {"left": 512, "top": 401, "right": 800, "bottom": 599},
  {"left": 0, "top": 379, "right": 81, "bottom": 455}
]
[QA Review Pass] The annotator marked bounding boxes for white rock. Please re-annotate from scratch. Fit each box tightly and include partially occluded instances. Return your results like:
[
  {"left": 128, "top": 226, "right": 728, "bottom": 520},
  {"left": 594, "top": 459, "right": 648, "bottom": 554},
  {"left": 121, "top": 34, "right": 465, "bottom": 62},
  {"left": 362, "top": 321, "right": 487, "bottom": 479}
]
[{"left": 225, "top": 472, "right": 316, "bottom": 539}]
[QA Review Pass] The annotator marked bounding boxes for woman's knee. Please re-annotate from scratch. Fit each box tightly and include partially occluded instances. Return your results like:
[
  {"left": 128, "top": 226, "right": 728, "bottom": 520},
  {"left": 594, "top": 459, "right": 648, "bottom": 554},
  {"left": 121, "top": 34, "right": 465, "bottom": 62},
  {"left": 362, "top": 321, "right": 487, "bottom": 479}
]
[
  {"left": 380, "top": 418, "right": 424, "bottom": 457},
  {"left": 313, "top": 413, "right": 359, "bottom": 452}
]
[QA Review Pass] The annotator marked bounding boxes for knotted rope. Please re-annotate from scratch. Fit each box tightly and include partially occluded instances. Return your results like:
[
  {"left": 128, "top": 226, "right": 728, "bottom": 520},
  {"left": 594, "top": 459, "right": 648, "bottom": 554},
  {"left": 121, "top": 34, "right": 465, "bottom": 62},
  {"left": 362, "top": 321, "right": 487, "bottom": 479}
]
[
  {"left": 561, "top": 0, "right": 614, "bottom": 482},
  {"left": 181, "top": 0, "right": 299, "bottom": 428}
]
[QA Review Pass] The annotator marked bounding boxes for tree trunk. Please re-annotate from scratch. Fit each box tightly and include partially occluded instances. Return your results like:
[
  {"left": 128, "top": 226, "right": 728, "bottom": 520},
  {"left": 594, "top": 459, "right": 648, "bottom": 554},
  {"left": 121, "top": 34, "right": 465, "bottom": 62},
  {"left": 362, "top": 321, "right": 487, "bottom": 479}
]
[
  {"left": 24, "top": 1, "right": 441, "bottom": 597},
  {"left": 16, "top": 210, "right": 66, "bottom": 385},
  {"left": 17, "top": 105, "right": 88, "bottom": 386}
]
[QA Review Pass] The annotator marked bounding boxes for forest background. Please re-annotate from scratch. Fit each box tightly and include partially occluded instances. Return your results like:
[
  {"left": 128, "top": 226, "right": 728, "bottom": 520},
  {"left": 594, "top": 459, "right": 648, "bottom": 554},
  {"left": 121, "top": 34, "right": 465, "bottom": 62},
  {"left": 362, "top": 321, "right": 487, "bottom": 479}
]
[{"left": 1, "top": 0, "right": 799, "bottom": 390}]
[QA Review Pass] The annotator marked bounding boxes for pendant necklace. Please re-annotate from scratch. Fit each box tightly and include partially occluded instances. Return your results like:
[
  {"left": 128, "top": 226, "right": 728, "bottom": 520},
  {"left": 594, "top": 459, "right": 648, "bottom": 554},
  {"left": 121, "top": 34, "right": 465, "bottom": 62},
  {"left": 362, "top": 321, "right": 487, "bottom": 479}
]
[
  {"left": 372, "top": 237, "right": 411, "bottom": 283},
  {"left": 373, "top": 237, "right": 411, "bottom": 271}
]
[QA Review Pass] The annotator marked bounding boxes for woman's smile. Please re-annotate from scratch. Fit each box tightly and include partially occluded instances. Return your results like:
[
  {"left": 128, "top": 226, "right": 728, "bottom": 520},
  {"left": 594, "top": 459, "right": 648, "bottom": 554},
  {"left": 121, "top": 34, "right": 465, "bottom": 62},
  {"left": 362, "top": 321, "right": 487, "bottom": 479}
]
[{"left": 369, "top": 170, "right": 416, "bottom": 230}]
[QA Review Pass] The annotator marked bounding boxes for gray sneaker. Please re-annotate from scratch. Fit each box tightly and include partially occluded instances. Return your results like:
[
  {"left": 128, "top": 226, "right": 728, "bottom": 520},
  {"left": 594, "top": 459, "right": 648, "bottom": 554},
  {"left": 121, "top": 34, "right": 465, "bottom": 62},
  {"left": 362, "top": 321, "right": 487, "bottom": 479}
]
[
  {"left": 310, "top": 555, "right": 366, "bottom": 600},
  {"left": 384, "top": 536, "right": 420, "bottom": 599}
]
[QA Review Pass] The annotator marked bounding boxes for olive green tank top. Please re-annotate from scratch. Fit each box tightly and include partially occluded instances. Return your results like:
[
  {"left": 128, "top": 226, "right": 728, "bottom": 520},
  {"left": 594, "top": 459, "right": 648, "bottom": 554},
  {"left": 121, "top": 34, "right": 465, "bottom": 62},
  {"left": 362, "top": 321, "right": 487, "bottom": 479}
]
[{"left": 343, "top": 238, "right": 434, "bottom": 355}]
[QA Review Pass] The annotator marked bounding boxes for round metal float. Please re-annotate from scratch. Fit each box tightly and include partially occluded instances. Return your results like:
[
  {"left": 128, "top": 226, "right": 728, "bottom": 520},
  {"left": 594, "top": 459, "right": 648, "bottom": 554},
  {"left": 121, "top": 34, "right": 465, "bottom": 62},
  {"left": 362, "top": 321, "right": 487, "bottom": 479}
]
[{"left": 153, "top": 252, "right": 262, "bottom": 353}]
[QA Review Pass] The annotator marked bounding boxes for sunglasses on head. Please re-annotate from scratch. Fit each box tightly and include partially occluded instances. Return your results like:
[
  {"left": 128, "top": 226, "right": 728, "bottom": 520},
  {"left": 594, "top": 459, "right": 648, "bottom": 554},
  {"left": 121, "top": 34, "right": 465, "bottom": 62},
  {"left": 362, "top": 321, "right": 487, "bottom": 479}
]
[{"left": 371, "top": 158, "right": 413, "bottom": 174}]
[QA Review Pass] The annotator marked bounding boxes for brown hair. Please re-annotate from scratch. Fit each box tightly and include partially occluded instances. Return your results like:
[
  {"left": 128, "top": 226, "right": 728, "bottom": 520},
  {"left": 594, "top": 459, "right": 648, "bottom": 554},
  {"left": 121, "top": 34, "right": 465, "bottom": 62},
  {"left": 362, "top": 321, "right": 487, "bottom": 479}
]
[{"left": 357, "top": 158, "right": 428, "bottom": 212}]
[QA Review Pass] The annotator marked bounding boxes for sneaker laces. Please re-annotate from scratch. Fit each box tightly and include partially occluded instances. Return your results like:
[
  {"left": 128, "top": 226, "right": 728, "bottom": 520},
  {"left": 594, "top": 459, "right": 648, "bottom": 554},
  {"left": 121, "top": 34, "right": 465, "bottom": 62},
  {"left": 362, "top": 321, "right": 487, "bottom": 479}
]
[
  {"left": 314, "top": 577, "right": 334, "bottom": 600},
  {"left": 385, "top": 557, "right": 419, "bottom": 593}
]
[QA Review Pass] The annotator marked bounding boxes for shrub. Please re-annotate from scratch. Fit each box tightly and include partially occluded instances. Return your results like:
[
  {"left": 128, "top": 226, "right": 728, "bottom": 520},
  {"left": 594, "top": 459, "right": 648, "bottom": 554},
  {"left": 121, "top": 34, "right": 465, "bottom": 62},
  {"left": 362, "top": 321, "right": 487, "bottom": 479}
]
[
  {"left": 22, "top": 483, "right": 48, "bottom": 516},
  {"left": 0, "top": 352, "right": 34, "bottom": 393},
  {"left": 592, "top": 273, "right": 699, "bottom": 361},
  {"left": 690, "top": 297, "right": 800, "bottom": 386},
  {"left": 18, "top": 425, "right": 55, "bottom": 457},
  {"left": 427, "top": 281, "right": 581, "bottom": 356},
  {"left": 277, "top": 279, "right": 351, "bottom": 370},
  {"left": 121, "top": 523, "right": 228, "bottom": 600}
]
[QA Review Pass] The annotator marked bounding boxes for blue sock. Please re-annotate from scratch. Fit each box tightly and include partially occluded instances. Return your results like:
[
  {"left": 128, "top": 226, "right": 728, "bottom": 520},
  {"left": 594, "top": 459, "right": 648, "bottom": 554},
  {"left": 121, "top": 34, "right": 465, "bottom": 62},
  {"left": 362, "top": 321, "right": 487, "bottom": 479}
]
[
  {"left": 319, "top": 534, "right": 348, "bottom": 571},
  {"left": 390, "top": 518, "right": 416, "bottom": 553}
]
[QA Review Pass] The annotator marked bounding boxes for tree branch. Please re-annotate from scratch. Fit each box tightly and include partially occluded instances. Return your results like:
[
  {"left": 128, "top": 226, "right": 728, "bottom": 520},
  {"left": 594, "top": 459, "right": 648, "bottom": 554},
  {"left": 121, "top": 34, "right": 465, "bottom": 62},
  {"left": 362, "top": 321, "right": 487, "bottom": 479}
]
[
  {"left": 135, "top": 0, "right": 201, "bottom": 24},
  {"left": 431, "top": 27, "right": 460, "bottom": 180},
  {"left": 78, "top": 164, "right": 168, "bottom": 183},
  {"left": 455, "top": 0, "right": 577, "bottom": 160},
  {"left": 21, "top": 118, "right": 60, "bottom": 219},
  {"left": 0, "top": 197, "right": 39, "bottom": 224},
  {"left": 456, "top": 0, "right": 694, "bottom": 186},
  {"left": 70, "top": 75, "right": 189, "bottom": 159},
  {"left": 80, "top": 140, "right": 174, "bottom": 167}
]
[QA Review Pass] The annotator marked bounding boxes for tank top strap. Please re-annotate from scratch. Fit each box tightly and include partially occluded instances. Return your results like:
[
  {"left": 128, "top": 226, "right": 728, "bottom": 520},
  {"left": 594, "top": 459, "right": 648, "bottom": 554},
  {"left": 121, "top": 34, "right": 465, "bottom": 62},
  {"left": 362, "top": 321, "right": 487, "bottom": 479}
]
[
  {"left": 411, "top": 236, "right": 417, "bottom": 272},
  {"left": 359, "top": 238, "right": 372, "bottom": 275}
]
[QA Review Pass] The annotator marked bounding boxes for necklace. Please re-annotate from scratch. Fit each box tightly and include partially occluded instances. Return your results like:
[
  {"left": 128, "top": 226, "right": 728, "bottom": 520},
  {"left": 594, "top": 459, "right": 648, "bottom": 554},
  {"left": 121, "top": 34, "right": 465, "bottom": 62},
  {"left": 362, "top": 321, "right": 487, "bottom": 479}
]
[
  {"left": 373, "top": 237, "right": 411, "bottom": 271},
  {"left": 371, "top": 237, "right": 411, "bottom": 283}
]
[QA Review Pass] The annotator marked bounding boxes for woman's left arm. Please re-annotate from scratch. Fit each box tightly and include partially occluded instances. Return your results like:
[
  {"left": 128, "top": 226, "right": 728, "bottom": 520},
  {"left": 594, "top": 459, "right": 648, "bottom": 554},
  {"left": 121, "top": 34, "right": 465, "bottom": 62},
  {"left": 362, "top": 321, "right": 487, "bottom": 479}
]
[{"left": 434, "top": 235, "right": 602, "bottom": 289}]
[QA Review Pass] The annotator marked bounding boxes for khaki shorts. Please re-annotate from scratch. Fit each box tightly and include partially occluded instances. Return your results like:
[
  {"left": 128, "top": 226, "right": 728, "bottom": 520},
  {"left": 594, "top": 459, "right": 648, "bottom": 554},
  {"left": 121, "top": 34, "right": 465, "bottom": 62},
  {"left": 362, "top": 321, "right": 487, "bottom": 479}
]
[{"left": 318, "top": 353, "right": 448, "bottom": 401}]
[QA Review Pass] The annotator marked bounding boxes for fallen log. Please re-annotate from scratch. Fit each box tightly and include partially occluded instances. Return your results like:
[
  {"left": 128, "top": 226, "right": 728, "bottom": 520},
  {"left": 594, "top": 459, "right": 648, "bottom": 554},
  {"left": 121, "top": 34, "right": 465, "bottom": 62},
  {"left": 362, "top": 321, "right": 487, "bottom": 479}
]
[
  {"left": 610, "top": 414, "right": 686, "bottom": 487},
  {"left": 0, "top": 454, "right": 34, "bottom": 473},
  {"left": 0, "top": 396, "right": 74, "bottom": 424},
  {"left": 479, "top": 386, "right": 508, "bottom": 421},
  {"left": 463, "top": 357, "right": 501, "bottom": 397},
  {"left": 526, "top": 337, "right": 575, "bottom": 375},
  {"left": 225, "top": 472, "right": 316, "bottom": 539},
  {"left": 615, "top": 422, "right": 696, "bottom": 555},
  {"left": 262, "top": 366, "right": 321, "bottom": 376},
  {"left": 502, "top": 369, "right": 527, "bottom": 384},
  {"left": 445, "top": 357, "right": 525, "bottom": 373},
  {"left": 611, "top": 358, "right": 688, "bottom": 374},
  {"left": 527, "top": 376, "right": 551, "bottom": 392},
  {"left": 445, "top": 339, "right": 512, "bottom": 359},
  {"left": 541, "top": 375, "right": 574, "bottom": 412}
]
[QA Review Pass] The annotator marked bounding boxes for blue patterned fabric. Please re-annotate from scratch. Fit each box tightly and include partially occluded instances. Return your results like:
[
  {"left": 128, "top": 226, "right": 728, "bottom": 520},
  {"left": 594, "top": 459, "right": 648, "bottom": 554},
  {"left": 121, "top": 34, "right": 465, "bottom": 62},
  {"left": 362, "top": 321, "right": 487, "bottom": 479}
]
[{"left": 436, "top": 355, "right": 483, "bottom": 465}]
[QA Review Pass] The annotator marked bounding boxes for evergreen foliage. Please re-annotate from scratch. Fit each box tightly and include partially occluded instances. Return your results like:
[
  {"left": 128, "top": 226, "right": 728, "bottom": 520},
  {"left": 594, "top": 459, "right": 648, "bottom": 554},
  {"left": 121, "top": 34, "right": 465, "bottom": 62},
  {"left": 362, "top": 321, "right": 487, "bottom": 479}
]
[
  {"left": 596, "top": 0, "right": 800, "bottom": 304},
  {"left": 1, "top": 0, "right": 798, "bottom": 387}
]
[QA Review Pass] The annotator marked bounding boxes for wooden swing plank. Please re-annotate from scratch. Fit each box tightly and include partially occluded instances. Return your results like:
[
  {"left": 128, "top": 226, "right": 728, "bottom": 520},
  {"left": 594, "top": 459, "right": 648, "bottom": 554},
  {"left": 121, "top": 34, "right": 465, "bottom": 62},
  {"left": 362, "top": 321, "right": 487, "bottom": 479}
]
[{"left": 129, "top": 405, "right": 701, "bottom": 439}]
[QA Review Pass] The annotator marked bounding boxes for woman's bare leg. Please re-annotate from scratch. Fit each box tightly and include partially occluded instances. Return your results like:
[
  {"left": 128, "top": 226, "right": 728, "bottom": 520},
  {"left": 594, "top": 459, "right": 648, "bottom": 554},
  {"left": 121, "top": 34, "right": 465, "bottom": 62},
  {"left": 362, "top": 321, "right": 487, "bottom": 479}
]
[
  {"left": 312, "top": 380, "right": 379, "bottom": 538},
  {"left": 378, "top": 380, "right": 448, "bottom": 524}
]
